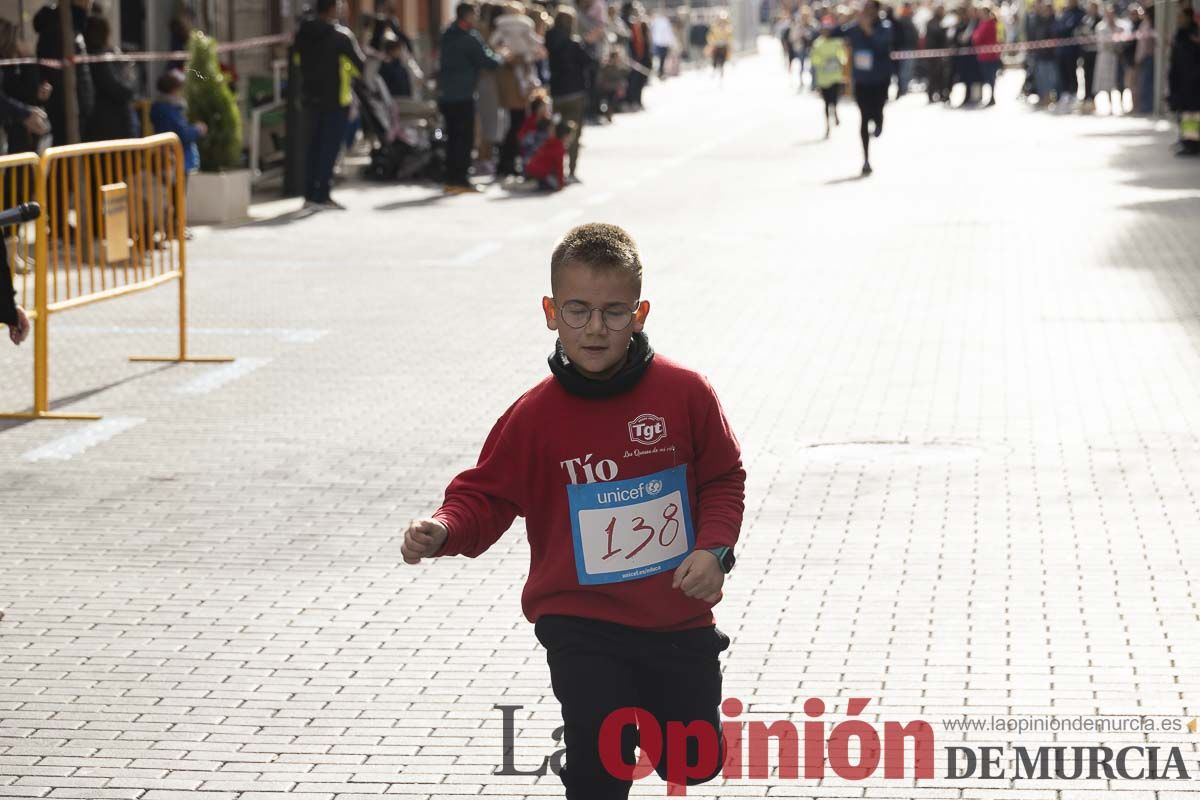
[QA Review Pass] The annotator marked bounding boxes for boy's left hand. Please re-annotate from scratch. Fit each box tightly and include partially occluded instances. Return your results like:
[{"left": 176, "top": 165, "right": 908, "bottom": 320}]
[{"left": 672, "top": 550, "right": 724, "bottom": 604}]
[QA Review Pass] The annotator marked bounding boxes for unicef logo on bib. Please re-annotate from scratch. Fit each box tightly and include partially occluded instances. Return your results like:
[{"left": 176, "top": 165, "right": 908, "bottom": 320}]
[{"left": 566, "top": 464, "right": 695, "bottom": 586}]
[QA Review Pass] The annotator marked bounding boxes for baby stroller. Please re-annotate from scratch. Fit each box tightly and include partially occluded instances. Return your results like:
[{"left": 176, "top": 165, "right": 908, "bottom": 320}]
[{"left": 354, "top": 60, "right": 446, "bottom": 182}]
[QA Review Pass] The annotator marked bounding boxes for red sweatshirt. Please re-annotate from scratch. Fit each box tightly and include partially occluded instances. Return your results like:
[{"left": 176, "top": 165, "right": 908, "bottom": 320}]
[
  {"left": 524, "top": 135, "right": 566, "bottom": 188},
  {"left": 433, "top": 356, "right": 745, "bottom": 632}
]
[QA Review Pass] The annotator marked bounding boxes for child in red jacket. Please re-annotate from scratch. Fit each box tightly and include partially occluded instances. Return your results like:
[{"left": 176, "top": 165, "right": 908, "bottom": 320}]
[
  {"left": 524, "top": 120, "right": 575, "bottom": 191},
  {"left": 403, "top": 223, "right": 745, "bottom": 798}
]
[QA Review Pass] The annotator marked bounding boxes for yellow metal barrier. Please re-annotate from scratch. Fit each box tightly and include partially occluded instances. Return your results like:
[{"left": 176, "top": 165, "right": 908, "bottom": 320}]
[
  {"left": 0, "top": 133, "right": 232, "bottom": 421},
  {"left": 0, "top": 152, "right": 40, "bottom": 321}
]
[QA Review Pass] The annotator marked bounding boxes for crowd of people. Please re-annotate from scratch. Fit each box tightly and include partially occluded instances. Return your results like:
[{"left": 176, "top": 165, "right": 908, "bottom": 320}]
[
  {"left": 294, "top": 0, "right": 736, "bottom": 204},
  {"left": 774, "top": 0, "right": 1200, "bottom": 159}
]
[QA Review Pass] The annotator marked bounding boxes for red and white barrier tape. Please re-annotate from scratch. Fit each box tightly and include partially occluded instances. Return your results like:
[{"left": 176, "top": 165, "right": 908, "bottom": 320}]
[
  {"left": 890, "top": 28, "right": 1150, "bottom": 60},
  {"left": 0, "top": 33, "right": 290, "bottom": 69}
]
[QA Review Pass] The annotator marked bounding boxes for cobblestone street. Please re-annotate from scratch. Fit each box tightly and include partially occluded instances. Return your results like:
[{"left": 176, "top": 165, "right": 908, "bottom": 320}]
[{"left": 2, "top": 45, "right": 1200, "bottom": 799}]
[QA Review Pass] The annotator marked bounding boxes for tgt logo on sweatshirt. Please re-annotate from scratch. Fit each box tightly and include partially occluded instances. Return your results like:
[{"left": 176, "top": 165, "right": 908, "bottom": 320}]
[
  {"left": 560, "top": 453, "right": 619, "bottom": 485},
  {"left": 628, "top": 413, "right": 667, "bottom": 446}
]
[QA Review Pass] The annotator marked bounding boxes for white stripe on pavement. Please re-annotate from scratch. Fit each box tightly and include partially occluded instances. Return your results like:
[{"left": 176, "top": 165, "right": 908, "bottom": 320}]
[
  {"left": 53, "top": 325, "right": 329, "bottom": 344},
  {"left": 175, "top": 357, "right": 270, "bottom": 395},
  {"left": 22, "top": 417, "right": 145, "bottom": 462},
  {"left": 451, "top": 242, "right": 503, "bottom": 265},
  {"left": 548, "top": 209, "right": 585, "bottom": 227}
]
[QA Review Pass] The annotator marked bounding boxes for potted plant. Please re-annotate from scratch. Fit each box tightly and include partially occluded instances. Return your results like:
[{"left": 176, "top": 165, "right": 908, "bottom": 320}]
[{"left": 184, "top": 30, "right": 251, "bottom": 224}]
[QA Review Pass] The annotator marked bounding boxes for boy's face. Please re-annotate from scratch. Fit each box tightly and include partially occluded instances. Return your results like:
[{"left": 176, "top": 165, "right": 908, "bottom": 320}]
[{"left": 543, "top": 261, "right": 649, "bottom": 381}]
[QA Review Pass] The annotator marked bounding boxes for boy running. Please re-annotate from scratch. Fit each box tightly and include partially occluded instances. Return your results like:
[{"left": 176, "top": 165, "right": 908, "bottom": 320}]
[{"left": 403, "top": 223, "right": 745, "bottom": 799}]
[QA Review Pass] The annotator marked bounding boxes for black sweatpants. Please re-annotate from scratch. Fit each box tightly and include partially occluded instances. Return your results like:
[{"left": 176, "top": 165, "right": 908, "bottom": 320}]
[
  {"left": 855, "top": 82, "right": 888, "bottom": 164},
  {"left": 534, "top": 614, "right": 730, "bottom": 799},
  {"left": 438, "top": 98, "right": 476, "bottom": 187}
]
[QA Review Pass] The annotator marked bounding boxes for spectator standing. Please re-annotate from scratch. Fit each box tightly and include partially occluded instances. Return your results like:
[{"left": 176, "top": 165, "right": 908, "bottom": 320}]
[
  {"left": 0, "top": 19, "right": 51, "bottom": 157},
  {"left": 84, "top": 15, "right": 138, "bottom": 141},
  {"left": 924, "top": 5, "right": 951, "bottom": 102},
  {"left": 546, "top": 7, "right": 593, "bottom": 183},
  {"left": 1167, "top": 4, "right": 1200, "bottom": 154},
  {"left": 1093, "top": 5, "right": 1124, "bottom": 112},
  {"left": 0, "top": 23, "right": 50, "bottom": 277},
  {"left": 491, "top": 2, "right": 544, "bottom": 177},
  {"left": 623, "top": 2, "right": 652, "bottom": 108},
  {"left": 972, "top": 3, "right": 1000, "bottom": 106},
  {"left": 33, "top": 0, "right": 95, "bottom": 146},
  {"left": 1029, "top": 1, "right": 1059, "bottom": 105},
  {"left": 294, "top": 0, "right": 366, "bottom": 208},
  {"left": 149, "top": 71, "right": 206, "bottom": 177},
  {"left": 1133, "top": 5, "right": 1155, "bottom": 113},
  {"left": 437, "top": 2, "right": 507, "bottom": 194},
  {"left": 892, "top": 3, "right": 918, "bottom": 96},
  {"left": 1079, "top": 1, "right": 1101, "bottom": 110},
  {"left": 1054, "top": 0, "right": 1086, "bottom": 107}
]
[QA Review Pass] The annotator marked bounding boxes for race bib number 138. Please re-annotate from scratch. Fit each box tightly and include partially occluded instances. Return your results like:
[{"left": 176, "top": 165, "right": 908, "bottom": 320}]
[{"left": 567, "top": 464, "right": 696, "bottom": 586}]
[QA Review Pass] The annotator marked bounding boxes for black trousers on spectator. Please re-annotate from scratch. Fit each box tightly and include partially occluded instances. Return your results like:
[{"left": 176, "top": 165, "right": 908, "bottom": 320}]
[
  {"left": 304, "top": 107, "right": 349, "bottom": 203},
  {"left": 1082, "top": 51, "right": 1097, "bottom": 99},
  {"left": 497, "top": 107, "right": 526, "bottom": 177},
  {"left": 1058, "top": 52, "right": 1080, "bottom": 98},
  {"left": 438, "top": 99, "right": 476, "bottom": 187},
  {"left": 534, "top": 614, "right": 729, "bottom": 800}
]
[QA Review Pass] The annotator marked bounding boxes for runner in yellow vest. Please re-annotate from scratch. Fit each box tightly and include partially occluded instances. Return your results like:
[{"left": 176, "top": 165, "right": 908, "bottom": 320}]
[{"left": 810, "top": 16, "right": 848, "bottom": 137}]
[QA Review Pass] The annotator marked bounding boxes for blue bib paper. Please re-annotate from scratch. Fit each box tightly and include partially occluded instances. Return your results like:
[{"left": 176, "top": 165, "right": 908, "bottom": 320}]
[{"left": 567, "top": 464, "right": 695, "bottom": 586}]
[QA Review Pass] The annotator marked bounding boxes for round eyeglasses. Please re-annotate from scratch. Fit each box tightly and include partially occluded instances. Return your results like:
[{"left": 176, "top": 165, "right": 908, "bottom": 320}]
[{"left": 557, "top": 301, "right": 640, "bottom": 331}]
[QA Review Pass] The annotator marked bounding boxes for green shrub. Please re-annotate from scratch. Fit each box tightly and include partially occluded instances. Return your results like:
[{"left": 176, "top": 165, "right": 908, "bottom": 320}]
[{"left": 184, "top": 31, "right": 243, "bottom": 171}]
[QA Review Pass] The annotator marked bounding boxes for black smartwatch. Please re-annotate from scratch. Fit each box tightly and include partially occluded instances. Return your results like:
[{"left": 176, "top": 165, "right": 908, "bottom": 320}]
[{"left": 704, "top": 546, "right": 736, "bottom": 574}]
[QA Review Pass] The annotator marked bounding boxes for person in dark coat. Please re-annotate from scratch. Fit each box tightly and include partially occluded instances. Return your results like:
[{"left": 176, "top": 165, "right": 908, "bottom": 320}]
[
  {"left": 925, "top": 5, "right": 951, "bottom": 103},
  {"left": 891, "top": 3, "right": 918, "bottom": 95},
  {"left": 546, "top": 7, "right": 594, "bottom": 181},
  {"left": 33, "top": 0, "right": 96, "bottom": 147},
  {"left": 84, "top": 14, "right": 138, "bottom": 141},
  {"left": 370, "top": 0, "right": 415, "bottom": 53},
  {"left": 1054, "top": 0, "right": 1086, "bottom": 105},
  {"left": 0, "top": 18, "right": 53, "bottom": 156},
  {"left": 436, "top": 2, "right": 508, "bottom": 193},
  {"left": 0, "top": 91, "right": 39, "bottom": 346},
  {"left": 294, "top": 0, "right": 367, "bottom": 208},
  {"left": 1167, "top": 5, "right": 1200, "bottom": 154}
]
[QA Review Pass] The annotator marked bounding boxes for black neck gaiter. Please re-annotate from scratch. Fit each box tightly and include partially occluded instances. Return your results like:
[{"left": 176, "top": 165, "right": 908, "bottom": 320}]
[{"left": 548, "top": 331, "right": 655, "bottom": 399}]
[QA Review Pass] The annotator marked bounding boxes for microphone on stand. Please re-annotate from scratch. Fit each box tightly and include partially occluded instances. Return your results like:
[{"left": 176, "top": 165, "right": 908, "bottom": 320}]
[{"left": 0, "top": 202, "right": 41, "bottom": 228}]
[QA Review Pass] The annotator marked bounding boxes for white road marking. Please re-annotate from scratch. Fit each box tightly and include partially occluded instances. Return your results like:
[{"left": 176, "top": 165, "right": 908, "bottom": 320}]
[
  {"left": 548, "top": 209, "right": 585, "bottom": 226},
  {"left": 22, "top": 417, "right": 144, "bottom": 462},
  {"left": 54, "top": 326, "right": 329, "bottom": 344},
  {"left": 451, "top": 242, "right": 503, "bottom": 265},
  {"left": 175, "top": 358, "right": 270, "bottom": 395}
]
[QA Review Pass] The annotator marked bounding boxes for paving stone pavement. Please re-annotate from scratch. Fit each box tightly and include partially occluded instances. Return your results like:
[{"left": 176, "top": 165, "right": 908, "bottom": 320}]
[{"left": 1, "top": 42, "right": 1200, "bottom": 799}]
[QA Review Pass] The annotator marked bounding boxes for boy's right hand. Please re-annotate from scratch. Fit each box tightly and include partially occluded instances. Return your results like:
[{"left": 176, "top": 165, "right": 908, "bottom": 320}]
[{"left": 402, "top": 518, "right": 448, "bottom": 564}]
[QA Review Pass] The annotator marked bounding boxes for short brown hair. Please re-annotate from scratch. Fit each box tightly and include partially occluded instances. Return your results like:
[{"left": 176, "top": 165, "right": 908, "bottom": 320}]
[{"left": 551, "top": 223, "right": 643, "bottom": 296}]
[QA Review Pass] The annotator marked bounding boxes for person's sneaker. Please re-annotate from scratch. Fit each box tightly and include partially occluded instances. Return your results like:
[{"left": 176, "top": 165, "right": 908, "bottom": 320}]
[
  {"left": 302, "top": 199, "right": 323, "bottom": 212},
  {"left": 320, "top": 199, "right": 347, "bottom": 210},
  {"left": 566, "top": 174, "right": 582, "bottom": 185},
  {"left": 861, "top": 162, "right": 873, "bottom": 176}
]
